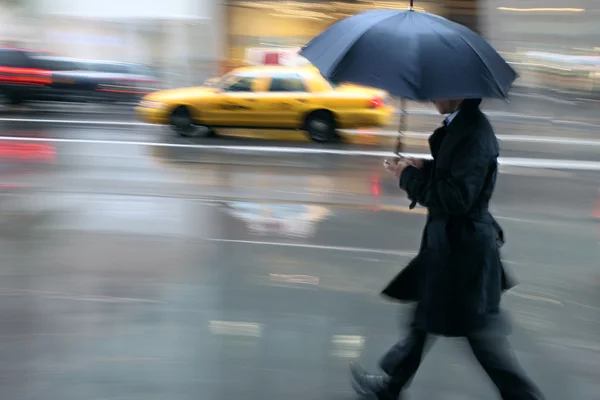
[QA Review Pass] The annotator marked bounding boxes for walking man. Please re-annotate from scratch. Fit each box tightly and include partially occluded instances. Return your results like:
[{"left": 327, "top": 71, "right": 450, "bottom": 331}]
[{"left": 351, "top": 98, "right": 545, "bottom": 400}]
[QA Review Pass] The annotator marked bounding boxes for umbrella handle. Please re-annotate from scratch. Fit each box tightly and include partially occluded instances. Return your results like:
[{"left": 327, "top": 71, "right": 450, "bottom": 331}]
[{"left": 395, "top": 98, "right": 407, "bottom": 155}]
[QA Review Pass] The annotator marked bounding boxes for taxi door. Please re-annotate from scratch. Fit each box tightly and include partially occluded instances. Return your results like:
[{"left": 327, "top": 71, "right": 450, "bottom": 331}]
[
  {"left": 251, "top": 73, "right": 309, "bottom": 129},
  {"left": 207, "top": 73, "right": 263, "bottom": 127}
]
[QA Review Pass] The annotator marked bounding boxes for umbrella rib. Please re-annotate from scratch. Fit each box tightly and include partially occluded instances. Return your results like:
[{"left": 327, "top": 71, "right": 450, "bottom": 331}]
[
  {"left": 422, "top": 12, "right": 512, "bottom": 99},
  {"left": 456, "top": 36, "right": 509, "bottom": 98},
  {"left": 307, "top": 10, "right": 401, "bottom": 79},
  {"left": 332, "top": 11, "right": 407, "bottom": 83}
]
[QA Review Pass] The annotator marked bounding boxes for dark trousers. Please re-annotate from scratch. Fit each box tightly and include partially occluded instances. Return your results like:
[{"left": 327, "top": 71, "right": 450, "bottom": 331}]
[{"left": 379, "top": 328, "right": 545, "bottom": 400}]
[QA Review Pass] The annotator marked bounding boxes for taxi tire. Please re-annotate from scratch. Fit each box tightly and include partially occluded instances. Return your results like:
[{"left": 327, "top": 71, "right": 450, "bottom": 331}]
[
  {"left": 305, "top": 111, "right": 338, "bottom": 143},
  {"left": 170, "top": 106, "right": 214, "bottom": 138}
]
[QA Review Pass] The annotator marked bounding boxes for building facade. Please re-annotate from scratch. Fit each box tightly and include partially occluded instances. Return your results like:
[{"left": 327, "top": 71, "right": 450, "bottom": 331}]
[{"left": 6, "top": 0, "right": 226, "bottom": 86}]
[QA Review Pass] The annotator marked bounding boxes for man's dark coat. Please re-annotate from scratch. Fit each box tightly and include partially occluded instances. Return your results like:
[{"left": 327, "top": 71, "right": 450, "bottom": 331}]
[{"left": 382, "top": 99, "right": 516, "bottom": 337}]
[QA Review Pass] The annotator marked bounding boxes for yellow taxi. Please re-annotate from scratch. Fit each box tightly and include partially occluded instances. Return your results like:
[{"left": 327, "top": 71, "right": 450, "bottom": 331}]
[{"left": 136, "top": 66, "right": 394, "bottom": 142}]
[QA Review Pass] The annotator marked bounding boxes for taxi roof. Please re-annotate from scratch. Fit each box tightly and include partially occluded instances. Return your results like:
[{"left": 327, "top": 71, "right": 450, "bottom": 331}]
[{"left": 231, "top": 65, "right": 319, "bottom": 75}]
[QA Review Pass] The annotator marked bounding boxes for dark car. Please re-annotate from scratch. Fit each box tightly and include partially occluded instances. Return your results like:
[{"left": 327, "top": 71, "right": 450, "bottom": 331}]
[
  {"left": 78, "top": 60, "right": 160, "bottom": 103},
  {"left": 0, "top": 48, "right": 160, "bottom": 106},
  {"left": 29, "top": 55, "right": 102, "bottom": 102},
  {"left": 0, "top": 47, "right": 52, "bottom": 105},
  {"left": 0, "top": 49, "right": 104, "bottom": 104}
]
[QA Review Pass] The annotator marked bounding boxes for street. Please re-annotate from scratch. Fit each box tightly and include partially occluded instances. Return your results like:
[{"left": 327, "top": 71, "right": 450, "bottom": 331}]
[{"left": 1, "top": 110, "right": 599, "bottom": 400}]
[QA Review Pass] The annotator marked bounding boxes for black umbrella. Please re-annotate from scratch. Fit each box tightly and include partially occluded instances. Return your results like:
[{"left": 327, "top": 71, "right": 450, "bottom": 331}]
[{"left": 299, "top": 1, "right": 517, "bottom": 153}]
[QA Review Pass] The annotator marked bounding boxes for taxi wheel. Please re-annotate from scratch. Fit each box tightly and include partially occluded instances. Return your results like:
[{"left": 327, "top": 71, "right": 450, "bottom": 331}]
[
  {"left": 305, "top": 111, "right": 338, "bottom": 143},
  {"left": 170, "top": 106, "right": 214, "bottom": 138}
]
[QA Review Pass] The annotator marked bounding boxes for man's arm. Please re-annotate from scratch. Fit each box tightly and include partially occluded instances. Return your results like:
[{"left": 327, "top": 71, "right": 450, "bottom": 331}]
[
  {"left": 399, "top": 142, "right": 491, "bottom": 215},
  {"left": 419, "top": 159, "right": 433, "bottom": 176}
]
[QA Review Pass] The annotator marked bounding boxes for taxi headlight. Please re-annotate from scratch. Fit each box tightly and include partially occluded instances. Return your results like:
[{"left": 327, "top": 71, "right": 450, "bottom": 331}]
[{"left": 139, "top": 100, "right": 167, "bottom": 109}]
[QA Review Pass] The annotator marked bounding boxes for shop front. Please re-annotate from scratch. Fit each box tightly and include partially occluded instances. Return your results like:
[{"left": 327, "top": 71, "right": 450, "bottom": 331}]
[{"left": 223, "top": 0, "right": 447, "bottom": 74}]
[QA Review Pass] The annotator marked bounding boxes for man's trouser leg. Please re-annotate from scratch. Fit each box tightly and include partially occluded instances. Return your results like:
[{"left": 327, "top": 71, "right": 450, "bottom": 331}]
[
  {"left": 467, "top": 331, "right": 545, "bottom": 400},
  {"left": 379, "top": 329, "right": 429, "bottom": 394}
]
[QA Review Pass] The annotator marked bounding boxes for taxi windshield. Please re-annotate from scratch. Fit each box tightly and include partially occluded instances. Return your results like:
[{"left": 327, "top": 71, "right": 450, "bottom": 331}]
[
  {"left": 215, "top": 74, "right": 246, "bottom": 89},
  {"left": 325, "top": 77, "right": 339, "bottom": 88}
]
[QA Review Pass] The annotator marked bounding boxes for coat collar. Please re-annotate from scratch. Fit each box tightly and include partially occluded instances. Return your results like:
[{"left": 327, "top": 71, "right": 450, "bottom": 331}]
[
  {"left": 430, "top": 99, "right": 482, "bottom": 159},
  {"left": 444, "top": 109, "right": 460, "bottom": 126},
  {"left": 429, "top": 99, "right": 483, "bottom": 157},
  {"left": 445, "top": 98, "right": 481, "bottom": 134}
]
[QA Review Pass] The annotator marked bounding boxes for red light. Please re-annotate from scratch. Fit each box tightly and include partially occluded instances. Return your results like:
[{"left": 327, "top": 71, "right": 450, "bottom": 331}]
[
  {"left": 0, "top": 66, "right": 52, "bottom": 85},
  {"left": 369, "top": 97, "right": 384, "bottom": 108},
  {"left": 264, "top": 52, "right": 280, "bottom": 65},
  {"left": 0, "top": 143, "right": 56, "bottom": 162},
  {"left": 371, "top": 176, "right": 381, "bottom": 197}
]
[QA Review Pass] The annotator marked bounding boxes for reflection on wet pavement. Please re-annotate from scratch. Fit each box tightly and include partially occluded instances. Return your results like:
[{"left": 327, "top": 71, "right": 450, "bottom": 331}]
[
  {"left": 0, "top": 188, "right": 599, "bottom": 399},
  {"left": 0, "top": 133, "right": 599, "bottom": 400}
]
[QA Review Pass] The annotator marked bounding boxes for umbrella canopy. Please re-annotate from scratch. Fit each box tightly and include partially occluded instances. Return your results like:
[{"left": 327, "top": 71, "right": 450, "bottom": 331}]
[{"left": 300, "top": 9, "right": 517, "bottom": 101}]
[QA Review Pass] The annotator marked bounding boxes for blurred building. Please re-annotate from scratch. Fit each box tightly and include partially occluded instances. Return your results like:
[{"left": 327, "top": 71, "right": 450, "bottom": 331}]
[
  {"left": 2, "top": 0, "right": 598, "bottom": 96},
  {"left": 2, "top": 0, "right": 226, "bottom": 86},
  {"left": 223, "top": 0, "right": 484, "bottom": 73},
  {"left": 483, "top": 1, "right": 600, "bottom": 97}
]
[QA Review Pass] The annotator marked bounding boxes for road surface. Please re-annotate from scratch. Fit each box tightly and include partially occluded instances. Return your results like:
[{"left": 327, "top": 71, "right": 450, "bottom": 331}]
[{"left": 0, "top": 113, "right": 599, "bottom": 400}]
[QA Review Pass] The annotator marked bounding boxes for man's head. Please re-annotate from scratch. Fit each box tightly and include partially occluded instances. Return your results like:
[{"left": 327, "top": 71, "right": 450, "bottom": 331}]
[{"left": 432, "top": 99, "right": 464, "bottom": 115}]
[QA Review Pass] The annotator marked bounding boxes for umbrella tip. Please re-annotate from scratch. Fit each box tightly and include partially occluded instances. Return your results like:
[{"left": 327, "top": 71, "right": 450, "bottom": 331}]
[{"left": 409, "top": 0, "right": 414, "bottom": 10}]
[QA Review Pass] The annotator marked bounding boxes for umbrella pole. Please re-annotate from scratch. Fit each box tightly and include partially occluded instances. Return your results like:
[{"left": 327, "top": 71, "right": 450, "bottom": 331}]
[{"left": 395, "top": 98, "right": 407, "bottom": 155}]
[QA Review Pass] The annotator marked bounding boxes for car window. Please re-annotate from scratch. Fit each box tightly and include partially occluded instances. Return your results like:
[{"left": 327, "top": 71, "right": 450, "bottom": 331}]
[
  {"left": 33, "top": 57, "right": 80, "bottom": 71},
  {"left": 85, "top": 63, "right": 128, "bottom": 74},
  {"left": 126, "top": 64, "right": 151, "bottom": 76},
  {"left": 222, "top": 75, "right": 255, "bottom": 92},
  {"left": 0, "top": 49, "right": 32, "bottom": 68},
  {"left": 268, "top": 74, "right": 306, "bottom": 92}
]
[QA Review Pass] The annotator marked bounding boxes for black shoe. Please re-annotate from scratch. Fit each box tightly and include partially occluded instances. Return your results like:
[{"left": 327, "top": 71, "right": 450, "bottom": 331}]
[{"left": 350, "top": 362, "right": 400, "bottom": 400}]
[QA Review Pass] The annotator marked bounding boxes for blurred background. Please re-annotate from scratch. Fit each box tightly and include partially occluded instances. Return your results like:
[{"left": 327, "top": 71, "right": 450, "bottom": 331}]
[
  {"left": 1, "top": 0, "right": 599, "bottom": 97},
  {"left": 1, "top": 1, "right": 599, "bottom": 400}
]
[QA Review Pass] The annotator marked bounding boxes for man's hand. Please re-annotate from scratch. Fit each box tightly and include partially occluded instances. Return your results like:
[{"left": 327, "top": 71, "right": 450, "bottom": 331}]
[
  {"left": 405, "top": 157, "right": 425, "bottom": 169},
  {"left": 384, "top": 158, "right": 413, "bottom": 179}
]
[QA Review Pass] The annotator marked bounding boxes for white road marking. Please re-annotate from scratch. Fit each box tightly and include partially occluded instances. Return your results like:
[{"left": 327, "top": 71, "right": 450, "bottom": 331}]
[
  {"left": 205, "top": 238, "right": 418, "bottom": 257},
  {"left": 345, "top": 130, "right": 600, "bottom": 146},
  {"left": 0, "top": 116, "right": 597, "bottom": 145},
  {"left": 508, "top": 291, "right": 563, "bottom": 306},
  {"left": 0, "top": 117, "right": 152, "bottom": 126},
  {"left": 203, "top": 241, "right": 570, "bottom": 293},
  {"left": 509, "top": 92, "right": 576, "bottom": 105},
  {"left": 494, "top": 135, "right": 600, "bottom": 146},
  {"left": 2, "top": 113, "right": 599, "bottom": 127},
  {"left": 0, "top": 287, "right": 166, "bottom": 304},
  {"left": 551, "top": 119, "right": 600, "bottom": 128},
  {"left": 400, "top": 109, "right": 550, "bottom": 120},
  {"left": 1, "top": 135, "right": 599, "bottom": 170}
]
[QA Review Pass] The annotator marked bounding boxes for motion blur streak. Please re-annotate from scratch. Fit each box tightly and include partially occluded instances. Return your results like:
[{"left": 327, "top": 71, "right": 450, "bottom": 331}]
[
  {"left": 0, "top": 0, "right": 598, "bottom": 399},
  {"left": 496, "top": 7, "right": 585, "bottom": 12}
]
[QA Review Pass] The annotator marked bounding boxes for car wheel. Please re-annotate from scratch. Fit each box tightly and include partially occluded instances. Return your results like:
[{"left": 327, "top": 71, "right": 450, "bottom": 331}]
[
  {"left": 305, "top": 111, "right": 338, "bottom": 143},
  {"left": 0, "top": 92, "right": 10, "bottom": 110},
  {"left": 170, "top": 106, "right": 214, "bottom": 138},
  {"left": 8, "top": 94, "right": 23, "bottom": 105},
  {"left": 0, "top": 92, "right": 23, "bottom": 109}
]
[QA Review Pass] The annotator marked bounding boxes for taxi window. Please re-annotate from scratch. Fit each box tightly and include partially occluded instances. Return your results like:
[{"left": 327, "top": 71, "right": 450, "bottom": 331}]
[
  {"left": 220, "top": 74, "right": 256, "bottom": 92},
  {"left": 269, "top": 74, "right": 306, "bottom": 92}
]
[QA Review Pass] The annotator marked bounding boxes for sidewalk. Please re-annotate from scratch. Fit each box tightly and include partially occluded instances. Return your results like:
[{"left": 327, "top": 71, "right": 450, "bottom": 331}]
[{"left": 398, "top": 93, "right": 600, "bottom": 126}]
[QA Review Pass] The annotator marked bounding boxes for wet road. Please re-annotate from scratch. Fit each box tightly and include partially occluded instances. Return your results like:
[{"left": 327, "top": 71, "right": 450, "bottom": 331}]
[
  {"left": 1, "top": 114, "right": 600, "bottom": 163},
  {"left": 1, "top": 111, "right": 600, "bottom": 400}
]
